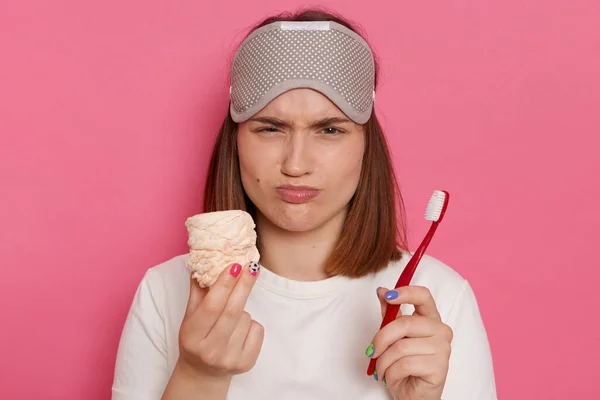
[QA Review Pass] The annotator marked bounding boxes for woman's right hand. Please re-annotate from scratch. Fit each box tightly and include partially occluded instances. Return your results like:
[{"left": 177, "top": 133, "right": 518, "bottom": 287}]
[{"left": 176, "top": 262, "right": 264, "bottom": 381}]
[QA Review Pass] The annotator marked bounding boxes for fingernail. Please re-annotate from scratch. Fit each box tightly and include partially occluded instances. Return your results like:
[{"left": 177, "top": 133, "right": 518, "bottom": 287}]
[
  {"left": 383, "top": 377, "right": 387, "bottom": 387},
  {"left": 376, "top": 286, "right": 383, "bottom": 295},
  {"left": 230, "top": 263, "right": 242, "bottom": 277},
  {"left": 385, "top": 290, "right": 398, "bottom": 300},
  {"left": 373, "top": 370, "right": 378, "bottom": 381},
  {"left": 249, "top": 261, "right": 260, "bottom": 276},
  {"left": 365, "top": 343, "right": 374, "bottom": 357}
]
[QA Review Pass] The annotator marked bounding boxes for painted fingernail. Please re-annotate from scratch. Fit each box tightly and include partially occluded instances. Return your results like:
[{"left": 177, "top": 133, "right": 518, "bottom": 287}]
[
  {"left": 383, "top": 377, "right": 387, "bottom": 387},
  {"left": 385, "top": 290, "right": 398, "bottom": 300},
  {"left": 373, "top": 370, "right": 379, "bottom": 381},
  {"left": 365, "top": 343, "right": 375, "bottom": 357},
  {"left": 230, "top": 263, "right": 242, "bottom": 277},
  {"left": 249, "top": 261, "right": 260, "bottom": 276}
]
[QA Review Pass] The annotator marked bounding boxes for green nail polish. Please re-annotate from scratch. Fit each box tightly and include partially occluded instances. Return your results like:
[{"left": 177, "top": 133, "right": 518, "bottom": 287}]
[
  {"left": 365, "top": 343, "right": 375, "bottom": 357},
  {"left": 373, "top": 369, "right": 379, "bottom": 381},
  {"left": 383, "top": 377, "right": 387, "bottom": 387}
]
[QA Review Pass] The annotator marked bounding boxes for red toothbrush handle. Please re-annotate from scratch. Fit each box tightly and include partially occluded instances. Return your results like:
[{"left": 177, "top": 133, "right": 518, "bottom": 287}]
[
  {"left": 366, "top": 222, "right": 439, "bottom": 376},
  {"left": 366, "top": 311, "right": 398, "bottom": 375},
  {"left": 365, "top": 285, "right": 411, "bottom": 375}
]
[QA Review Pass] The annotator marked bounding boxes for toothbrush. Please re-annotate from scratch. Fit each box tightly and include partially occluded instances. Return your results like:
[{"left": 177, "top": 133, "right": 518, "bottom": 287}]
[{"left": 367, "top": 190, "right": 450, "bottom": 376}]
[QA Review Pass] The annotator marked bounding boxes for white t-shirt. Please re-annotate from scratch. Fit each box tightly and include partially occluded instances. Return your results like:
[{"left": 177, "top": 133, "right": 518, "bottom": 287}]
[{"left": 111, "top": 252, "right": 497, "bottom": 399}]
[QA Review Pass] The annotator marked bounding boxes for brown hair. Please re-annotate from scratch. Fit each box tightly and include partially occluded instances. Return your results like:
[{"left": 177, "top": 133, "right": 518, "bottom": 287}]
[{"left": 203, "top": 7, "right": 409, "bottom": 278}]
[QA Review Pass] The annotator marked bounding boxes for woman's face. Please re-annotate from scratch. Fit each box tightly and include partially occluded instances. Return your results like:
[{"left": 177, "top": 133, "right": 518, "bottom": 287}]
[{"left": 237, "top": 88, "right": 365, "bottom": 232}]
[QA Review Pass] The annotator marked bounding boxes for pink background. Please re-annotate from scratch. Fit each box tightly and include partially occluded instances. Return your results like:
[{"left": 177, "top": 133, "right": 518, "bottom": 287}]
[{"left": 1, "top": 0, "right": 598, "bottom": 398}]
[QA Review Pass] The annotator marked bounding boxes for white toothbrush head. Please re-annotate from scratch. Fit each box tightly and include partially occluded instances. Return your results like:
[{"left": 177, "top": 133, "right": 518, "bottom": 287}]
[{"left": 425, "top": 190, "right": 448, "bottom": 222}]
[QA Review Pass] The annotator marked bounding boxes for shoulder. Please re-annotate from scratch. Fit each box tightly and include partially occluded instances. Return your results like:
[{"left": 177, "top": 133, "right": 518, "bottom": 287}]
[
  {"left": 137, "top": 253, "right": 191, "bottom": 315},
  {"left": 146, "top": 253, "right": 190, "bottom": 282},
  {"left": 375, "top": 251, "right": 472, "bottom": 319}
]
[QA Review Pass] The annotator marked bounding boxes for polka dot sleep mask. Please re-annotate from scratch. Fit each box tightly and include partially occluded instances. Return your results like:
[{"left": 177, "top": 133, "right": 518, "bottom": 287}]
[{"left": 229, "top": 21, "right": 376, "bottom": 124}]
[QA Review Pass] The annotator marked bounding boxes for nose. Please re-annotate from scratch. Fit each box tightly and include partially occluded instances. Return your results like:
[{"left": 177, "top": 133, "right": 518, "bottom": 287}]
[{"left": 280, "top": 132, "right": 313, "bottom": 177}]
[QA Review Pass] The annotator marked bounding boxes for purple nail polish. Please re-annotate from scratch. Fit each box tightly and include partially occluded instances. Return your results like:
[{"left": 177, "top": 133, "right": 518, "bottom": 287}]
[{"left": 385, "top": 290, "right": 398, "bottom": 300}]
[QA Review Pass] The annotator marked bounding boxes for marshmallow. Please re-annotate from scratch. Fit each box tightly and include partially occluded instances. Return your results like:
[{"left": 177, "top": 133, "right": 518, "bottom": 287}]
[{"left": 185, "top": 210, "right": 260, "bottom": 287}]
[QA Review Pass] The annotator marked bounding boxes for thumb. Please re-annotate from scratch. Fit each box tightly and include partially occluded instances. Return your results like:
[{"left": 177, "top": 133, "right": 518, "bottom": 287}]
[
  {"left": 376, "top": 287, "right": 388, "bottom": 318},
  {"left": 186, "top": 274, "right": 208, "bottom": 317},
  {"left": 376, "top": 286, "right": 403, "bottom": 319}
]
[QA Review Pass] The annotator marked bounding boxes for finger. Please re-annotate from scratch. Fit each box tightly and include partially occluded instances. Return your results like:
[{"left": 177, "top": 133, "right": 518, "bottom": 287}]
[
  {"left": 375, "top": 337, "right": 450, "bottom": 382},
  {"left": 382, "top": 286, "right": 440, "bottom": 320},
  {"left": 238, "top": 320, "right": 265, "bottom": 372},
  {"left": 186, "top": 274, "right": 208, "bottom": 317},
  {"left": 377, "top": 286, "right": 404, "bottom": 319},
  {"left": 194, "top": 263, "right": 244, "bottom": 337},
  {"left": 207, "top": 262, "right": 260, "bottom": 341},
  {"left": 369, "top": 315, "right": 443, "bottom": 358},
  {"left": 384, "top": 354, "right": 449, "bottom": 388},
  {"left": 377, "top": 287, "right": 398, "bottom": 319},
  {"left": 227, "top": 311, "right": 252, "bottom": 356}
]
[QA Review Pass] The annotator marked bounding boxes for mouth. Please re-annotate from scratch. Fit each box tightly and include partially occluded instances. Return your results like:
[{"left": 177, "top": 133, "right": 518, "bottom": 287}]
[{"left": 276, "top": 185, "right": 322, "bottom": 204}]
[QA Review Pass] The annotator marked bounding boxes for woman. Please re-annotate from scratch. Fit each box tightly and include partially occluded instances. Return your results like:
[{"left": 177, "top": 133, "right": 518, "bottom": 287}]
[{"left": 112, "top": 8, "right": 497, "bottom": 400}]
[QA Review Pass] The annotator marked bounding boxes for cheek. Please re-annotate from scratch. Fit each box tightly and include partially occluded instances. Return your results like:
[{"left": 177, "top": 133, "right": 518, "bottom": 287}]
[
  {"left": 238, "top": 149, "right": 259, "bottom": 179},
  {"left": 238, "top": 145, "right": 261, "bottom": 189},
  {"left": 326, "top": 141, "right": 364, "bottom": 188},
  {"left": 237, "top": 132, "right": 277, "bottom": 192}
]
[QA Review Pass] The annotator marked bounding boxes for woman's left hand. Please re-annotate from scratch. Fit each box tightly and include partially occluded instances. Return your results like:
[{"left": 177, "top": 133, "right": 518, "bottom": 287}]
[{"left": 367, "top": 286, "right": 453, "bottom": 400}]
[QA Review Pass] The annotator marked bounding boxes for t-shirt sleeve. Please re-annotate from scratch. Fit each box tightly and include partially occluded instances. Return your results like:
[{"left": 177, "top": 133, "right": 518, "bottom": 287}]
[
  {"left": 112, "top": 269, "right": 170, "bottom": 400},
  {"left": 441, "top": 280, "right": 498, "bottom": 400}
]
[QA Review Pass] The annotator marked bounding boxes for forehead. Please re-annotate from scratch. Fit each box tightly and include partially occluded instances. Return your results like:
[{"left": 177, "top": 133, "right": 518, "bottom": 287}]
[{"left": 254, "top": 88, "right": 347, "bottom": 120}]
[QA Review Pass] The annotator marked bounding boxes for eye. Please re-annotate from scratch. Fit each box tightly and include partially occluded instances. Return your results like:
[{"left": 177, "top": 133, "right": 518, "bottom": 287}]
[
  {"left": 257, "top": 127, "right": 280, "bottom": 133},
  {"left": 322, "top": 127, "right": 343, "bottom": 135}
]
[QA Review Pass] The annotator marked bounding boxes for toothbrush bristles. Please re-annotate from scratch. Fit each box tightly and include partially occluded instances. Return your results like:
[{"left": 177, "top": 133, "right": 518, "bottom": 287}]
[{"left": 425, "top": 190, "right": 446, "bottom": 221}]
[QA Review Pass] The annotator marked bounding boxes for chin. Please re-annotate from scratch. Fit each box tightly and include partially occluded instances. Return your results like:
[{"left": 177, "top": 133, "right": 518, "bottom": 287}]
[
  {"left": 272, "top": 218, "right": 322, "bottom": 233},
  {"left": 266, "top": 205, "right": 319, "bottom": 232},
  {"left": 259, "top": 201, "right": 345, "bottom": 233}
]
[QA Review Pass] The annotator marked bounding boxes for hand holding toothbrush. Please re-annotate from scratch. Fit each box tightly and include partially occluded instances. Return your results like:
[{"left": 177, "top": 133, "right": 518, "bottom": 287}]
[
  {"left": 364, "top": 190, "right": 452, "bottom": 398},
  {"left": 366, "top": 285, "right": 453, "bottom": 400}
]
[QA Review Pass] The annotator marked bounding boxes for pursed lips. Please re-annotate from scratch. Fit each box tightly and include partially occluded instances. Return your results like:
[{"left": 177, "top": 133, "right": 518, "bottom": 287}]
[{"left": 275, "top": 184, "right": 321, "bottom": 204}]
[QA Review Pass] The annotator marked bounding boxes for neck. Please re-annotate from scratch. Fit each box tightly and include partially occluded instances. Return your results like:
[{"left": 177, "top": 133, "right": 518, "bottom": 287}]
[{"left": 255, "top": 210, "right": 346, "bottom": 281}]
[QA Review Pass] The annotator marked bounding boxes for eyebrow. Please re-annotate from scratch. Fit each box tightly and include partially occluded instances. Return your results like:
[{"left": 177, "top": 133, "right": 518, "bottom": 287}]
[{"left": 248, "top": 116, "right": 352, "bottom": 129}]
